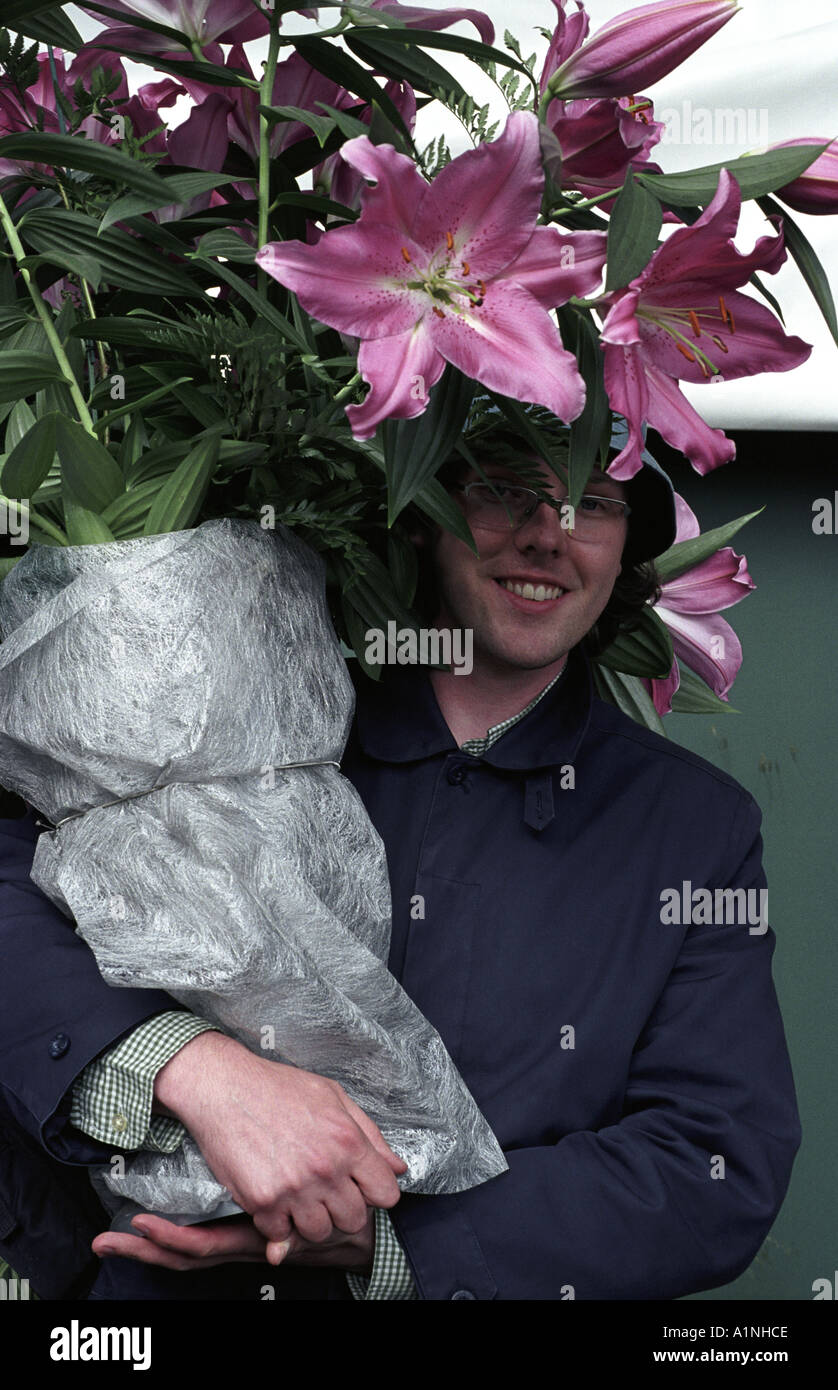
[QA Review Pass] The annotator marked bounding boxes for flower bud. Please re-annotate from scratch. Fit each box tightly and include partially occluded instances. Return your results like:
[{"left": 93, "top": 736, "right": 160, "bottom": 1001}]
[{"left": 547, "top": 0, "right": 740, "bottom": 101}]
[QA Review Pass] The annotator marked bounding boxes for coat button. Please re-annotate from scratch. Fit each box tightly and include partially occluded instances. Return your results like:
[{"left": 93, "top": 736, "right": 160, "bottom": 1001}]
[
  {"left": 447, "top": 765, "right": 467, "bottom": 786},
  {"left": 48, "top": 1033, "right": 70, "bottom": 1059},
  {"left": 450, "top": 1289, "right": 476, "bottom": 1299}
]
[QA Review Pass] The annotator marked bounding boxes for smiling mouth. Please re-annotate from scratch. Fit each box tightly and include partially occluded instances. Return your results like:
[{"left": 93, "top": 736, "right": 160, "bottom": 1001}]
[{"left": 495, "top": 579, "right": 566, "bottom": 603}]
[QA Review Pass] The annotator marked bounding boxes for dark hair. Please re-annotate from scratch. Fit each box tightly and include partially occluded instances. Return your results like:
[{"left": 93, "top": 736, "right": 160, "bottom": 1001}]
[{"left": 405, "top": 444, "right": 661, "bottom": 659}]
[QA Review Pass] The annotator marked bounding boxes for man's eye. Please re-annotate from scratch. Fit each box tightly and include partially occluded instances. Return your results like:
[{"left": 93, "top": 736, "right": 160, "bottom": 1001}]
[{"left": 579, "top": 495, "right": 608, "bottom": 513}]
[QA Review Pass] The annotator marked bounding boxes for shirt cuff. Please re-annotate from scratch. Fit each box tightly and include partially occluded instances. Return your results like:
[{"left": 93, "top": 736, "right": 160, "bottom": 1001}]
[
  {"left": 70, "top": 1011, "right": 222, "bottom": 1152},
  {"left": 346, "top": 1207, "right": 419, "bottom": 1300}
]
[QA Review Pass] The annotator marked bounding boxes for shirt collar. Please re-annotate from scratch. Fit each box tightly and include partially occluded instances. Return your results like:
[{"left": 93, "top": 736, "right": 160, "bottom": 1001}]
[{"left": 349, "top": 644, "right": 594, "bottom": 772}]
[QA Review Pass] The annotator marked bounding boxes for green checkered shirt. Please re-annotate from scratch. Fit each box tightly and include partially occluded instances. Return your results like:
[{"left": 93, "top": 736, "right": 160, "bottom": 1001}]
[{"left": 71, "top": 664, "right": 565, "bottom": 1299}]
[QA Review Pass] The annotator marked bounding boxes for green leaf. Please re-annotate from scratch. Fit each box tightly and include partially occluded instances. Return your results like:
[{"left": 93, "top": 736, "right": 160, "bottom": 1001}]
[
  {"left": 5, "top": 399, "right": 36, "bottom": 452},
  {"left": 412, "top": 475, "right": 477, "bottom": 551},
  {"left": 387, "top": 529, "right": 419, "bottom": 608},
  {"left": 345, "top": 31, "right": 467, "bottom": 101},
  {"left": 20, "top": 250, "right": 103, "bottom": 292},
  {"left": 293, "top": 37, "right": 414, "bottom": 145},
  {"left": 382, "top": 365, "right": 474, "bottom": 524},
  {"left": 655, "top": 509, "right": 762, "bottom": 583},
  {"left": 0, "top": 351, "right": 66, "bottom": 402},
  {"left": 758, "top": 194, "right": 838, "bottom": 348},
  {"left": 669, "top": 662, "right": 739, "bottom": 715},
  {"left": 636, "top": 143, "right": 832, "bottom": 206},
  {"left": 63, "top": 496, "right": 116, "bottom": 546},
  {"left": 92, "top": 376, "right": 194, "bottom": 433},
  {"left": 315, "top": 103, "right": 370, "bottom": 142},
  {"left": 55, "top": 416, "right": 124, "bottom": 512},
  {"left": 194, "top": 256, "right": 308, "bottom": 351},
  {"left": 101, "top": 478, "right": 165, "bottom": 535},
  {"left": 340, "top": 589, "right": 381, "bottom": 680},
  {"left": 342, "top": 24, "right": 536, "bottom": 87},
  {"left": 195, "top": 228, "right": 257, "bottom": 262},
  {"left": 8, "top": 9, "right": 83, "bottom": 49},
  {"left": 0, "top": 132, "right": 174, "bottom": 203},
  {"left": 19, "top": 209, "right": 201, "bottom": 299},
  {"left": 75, "top": 1, "right": 189, "bottom": 48},
  {"left": 102, "top": 48, "right": 257, "bottom": 90},
  {"left": 0, "top": 414, "right": 57, "bottom": 498},
  {"left": 594, "top": 605, "right": 674, "bottom": 679},
  {"left": 0, "top": 0, "right": 70, "bottom": 21},
  {"left": 591, "top": 663, "right": 667, "bottom": 735},
  {"left": 67, "top": 314, "right": 184, "bottom": 351},
  {"left": 568, "top": 311, "right": 610, "bottom": 508},
  {"left": 271, "top": 192, "right": 358, "bottom": 223},
  {"left": 143, "top": 431, "right": 221, "bottom": 535},
  {"left": 99, "top": 174, "right": 236, "bottom": 233},
  {"left": 259, "top": 105, "right": 338, "bottom": 148},
  {"left": 605, "top": 174, "right": 662, "bottom": 293},
  {"left": 748, "top": 270, "right": 785, "bottom": 324}
]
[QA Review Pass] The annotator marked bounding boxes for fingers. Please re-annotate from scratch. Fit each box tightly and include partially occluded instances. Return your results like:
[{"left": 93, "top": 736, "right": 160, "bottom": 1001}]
[
  {"left": 91, "top": 1215, "right": 270, "bottom": 1272},
  {"left": 338, "top": 1094, "right": 409, "bottom": 1176}
]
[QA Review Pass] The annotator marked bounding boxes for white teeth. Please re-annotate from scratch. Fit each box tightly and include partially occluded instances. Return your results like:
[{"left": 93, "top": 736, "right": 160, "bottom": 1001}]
[{"left": 500, "top": 580, "right": 563, "bottom": 602}]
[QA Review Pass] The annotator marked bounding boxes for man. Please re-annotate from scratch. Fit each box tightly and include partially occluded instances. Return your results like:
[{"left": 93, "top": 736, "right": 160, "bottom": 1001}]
[{"left": 0, "top": 429, "right": 800, "bottom": 1300}]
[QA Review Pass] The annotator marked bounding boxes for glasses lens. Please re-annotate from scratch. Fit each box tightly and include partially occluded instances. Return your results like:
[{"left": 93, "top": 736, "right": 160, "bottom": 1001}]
[
  {"left": 566, "top": 495, "right": 626, "bottom": 541},
  {"left": 463, "top": 482, "right": 534, "bottom": 530}
]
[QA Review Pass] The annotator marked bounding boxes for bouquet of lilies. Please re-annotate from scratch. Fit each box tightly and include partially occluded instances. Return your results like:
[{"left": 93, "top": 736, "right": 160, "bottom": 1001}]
[{"left": 0, "top": 0, "right": 835, "bottom": 1222}]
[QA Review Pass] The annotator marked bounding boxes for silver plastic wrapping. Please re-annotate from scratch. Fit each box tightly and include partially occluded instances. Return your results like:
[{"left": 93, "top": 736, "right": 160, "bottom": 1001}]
[{"left": 0, "top": 518, "right": 507, "bottom": 1219}]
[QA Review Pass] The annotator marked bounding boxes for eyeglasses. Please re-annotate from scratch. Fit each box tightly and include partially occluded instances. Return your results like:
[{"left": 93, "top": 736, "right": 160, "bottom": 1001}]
[{"left": 453, "top": 480, "right": 630, "bottom": 541}]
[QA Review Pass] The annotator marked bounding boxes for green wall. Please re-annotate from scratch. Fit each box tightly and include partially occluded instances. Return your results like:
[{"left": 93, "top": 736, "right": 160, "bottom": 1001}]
[{"left": 653, "top": 431, "right": 837, "bottom": 1302}]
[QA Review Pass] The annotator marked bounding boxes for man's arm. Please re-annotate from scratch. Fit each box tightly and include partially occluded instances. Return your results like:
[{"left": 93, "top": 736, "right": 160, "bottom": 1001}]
[
  {"left": 0, "top": 808, "right": 405, "bottom": 1243},
  {"left": 389, "top": 799, "right": 801, "bottom": 1300},
  {"left": 0, "top": 808, "right": 180, "bottom": 1163}
]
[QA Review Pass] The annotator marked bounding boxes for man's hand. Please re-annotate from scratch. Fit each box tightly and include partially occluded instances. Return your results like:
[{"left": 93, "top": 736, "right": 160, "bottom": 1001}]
[
  {"left": 153, "top": 1031, "right": 406, "bottom": 1246},
  {"left": 92, "top": 1211, "right": 375, "bottom": 1275}
]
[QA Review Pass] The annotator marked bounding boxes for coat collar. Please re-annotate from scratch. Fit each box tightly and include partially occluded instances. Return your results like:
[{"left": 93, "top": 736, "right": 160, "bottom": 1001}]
[{"left": 349, "top": 643, "right": 594, "bottom": 772}]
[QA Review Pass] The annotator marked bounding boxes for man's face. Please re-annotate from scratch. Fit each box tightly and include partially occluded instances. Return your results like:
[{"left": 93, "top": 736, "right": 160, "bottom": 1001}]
[{"left": 429, "top": 459, "right": 629, "bottom": 674}]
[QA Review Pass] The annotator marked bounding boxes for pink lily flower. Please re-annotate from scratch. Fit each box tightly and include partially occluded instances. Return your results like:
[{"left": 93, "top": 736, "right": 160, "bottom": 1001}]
[
  {"left": 769, "top": 138, "right": 838, "bottom": 216},
  {"left": 599, "top": 169, "right": 812, "bottom": 478},
  {"left": 0, "top": 48, "right": 176, "bottom": 177},
  {"left": 540, "top": 0, "right": 590, "bottom": 93},
  {"left": 546, "top": 0, "right": 740, "bottom": 102},
  {"left": 256, "top": 112, "right": 608, "bottom": 439},
  {"left": 169, "top": 46, "right": 359, "bottom": 171},
  {"left": 81, "top": 1, "right": 271, "bottom": 46},
  {"left": 313, "top": 81, "right": 417, "bottom": 216},
  {"left": 644, "top": 494, "right": 754, "bottom": 714},
  {"left": 545, "top": 93, "right": 663, "bottom": 202},
  {"left": 363, "top": 1, "right": 494, "bottom": 44}
]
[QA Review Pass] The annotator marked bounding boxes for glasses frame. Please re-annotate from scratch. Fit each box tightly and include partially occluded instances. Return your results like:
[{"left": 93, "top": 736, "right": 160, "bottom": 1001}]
[{"left": 452, "top": 480, "right": 631, "bottom": 535}]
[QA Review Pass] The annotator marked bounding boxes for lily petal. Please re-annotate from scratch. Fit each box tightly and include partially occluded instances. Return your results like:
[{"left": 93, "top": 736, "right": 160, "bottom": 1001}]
[
  {"left": 428, "top": 281, "right": 586, "bottom": 423},
  {"left": 655, "top": 604, "right": 742, "bottom": 697},
  {"left": 347, "top": 328, "right": 447, "bottom": 440},
  {"left": 643, "top": 360, "right": 736, "bottom": 474},
  {"left": 255, "top": 226, "right": 428, "bottom": 340},
  {"left": 411, "top": 111, "right": 544, "bottom": 274},
  {"left": 505, "top": 226, "right": 608, "bottom": 307}
]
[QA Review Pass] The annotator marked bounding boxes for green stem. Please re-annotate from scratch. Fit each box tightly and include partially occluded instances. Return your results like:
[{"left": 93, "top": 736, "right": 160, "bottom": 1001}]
[
  {"left": 257, "top": 8, "right": 282, "bottom": 294},
  {"left": 550, "top": 187, "right": 623, "bottom": 218},
  {"left": 0, "top": 190, "right": 96, "bottom": 435},
  {"left": 0, "top": 494, "right": 69, "bottom": 545}
]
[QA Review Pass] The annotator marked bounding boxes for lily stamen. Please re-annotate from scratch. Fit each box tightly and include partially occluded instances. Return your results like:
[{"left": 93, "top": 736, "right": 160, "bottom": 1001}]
[
  {"left": 711, "top": 335, "right": 729, "bottom": 353},
  {"left": 401, "top": 246, "right": 412, "bottom": 264},
  {"left": 446, "top": 231, "right": 454, "bottom": 251},
  {"left": 676, "top": 343, "right": 697, "bottom": 362},
  {"left": 719, "top": 294, "right": 730, "bottom": 327},
  {"left": 688, "top": 310, "right": 701, "bottom": 338}
]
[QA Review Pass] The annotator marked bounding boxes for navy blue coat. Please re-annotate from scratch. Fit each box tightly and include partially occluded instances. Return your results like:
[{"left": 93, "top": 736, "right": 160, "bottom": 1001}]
[{"left": 0, "top": 645, "right": 800, "bottom": 1299}]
